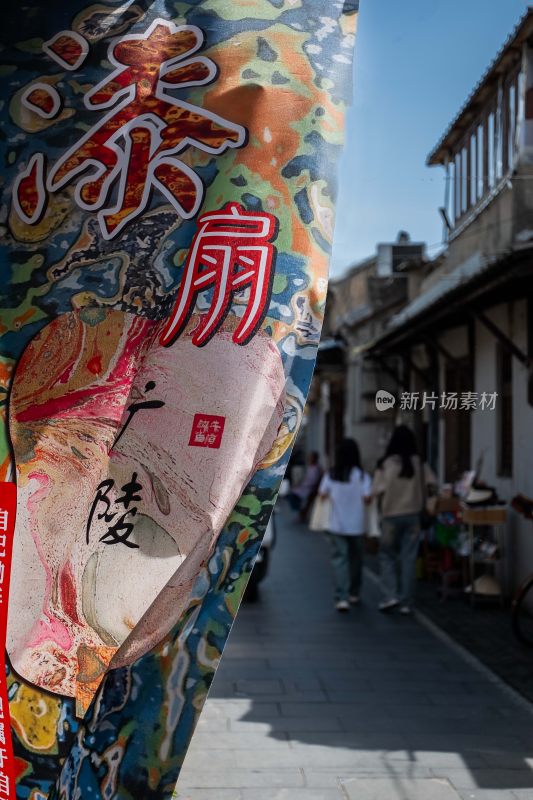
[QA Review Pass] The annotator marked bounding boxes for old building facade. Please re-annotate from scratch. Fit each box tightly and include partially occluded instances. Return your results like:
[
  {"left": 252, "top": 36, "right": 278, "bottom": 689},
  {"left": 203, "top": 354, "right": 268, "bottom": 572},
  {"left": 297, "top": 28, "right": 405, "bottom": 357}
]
[
  {"left": 304, "top": 233, "right": 426, "bottom": 472},
  {"left": 305, "top": 10, "right": 533, "bottom": 590}
]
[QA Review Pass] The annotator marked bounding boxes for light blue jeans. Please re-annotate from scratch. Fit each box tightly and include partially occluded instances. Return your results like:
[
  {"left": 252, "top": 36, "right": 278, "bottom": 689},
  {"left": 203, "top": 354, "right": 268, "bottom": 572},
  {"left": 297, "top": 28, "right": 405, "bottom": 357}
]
[
  {"left": 379, "top": 514, "right": 420, "bottom": 606},
  {"left": 327, "top": 533, "right": 364, "bottom": 602}
]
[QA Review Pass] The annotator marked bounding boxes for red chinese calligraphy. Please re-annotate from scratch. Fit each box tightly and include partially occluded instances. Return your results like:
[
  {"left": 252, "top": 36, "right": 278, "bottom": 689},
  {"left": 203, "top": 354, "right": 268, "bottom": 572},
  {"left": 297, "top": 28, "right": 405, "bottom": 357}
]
[
  {"left": 21, "top": 83, "right": 61, "bottom": 119},
  {"left": 12, "top": 154, "right": 47, "bottom": 225},
  {"left": 160, "top": 202, "right": 278, "bottom": 347},
  {"left": 189, "top": 414, "right": 225, "bottom": 448},
  {"left": 43, "top": 30, "right": 89, "bottom": 71},
  {"left": 12, "top": 19, "right": 246, "bottom": 239}
]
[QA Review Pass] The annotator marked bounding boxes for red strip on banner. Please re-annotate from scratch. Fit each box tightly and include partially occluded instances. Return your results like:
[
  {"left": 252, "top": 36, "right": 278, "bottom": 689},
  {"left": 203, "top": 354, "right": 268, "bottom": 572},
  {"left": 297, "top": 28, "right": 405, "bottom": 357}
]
[{"left": 0, "top": 483, "right": 16, "bottom": 800}]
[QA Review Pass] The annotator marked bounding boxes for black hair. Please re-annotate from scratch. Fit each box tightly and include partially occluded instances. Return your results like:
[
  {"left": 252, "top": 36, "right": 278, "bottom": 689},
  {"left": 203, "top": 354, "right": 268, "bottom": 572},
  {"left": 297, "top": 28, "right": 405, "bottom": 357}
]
[
  {"left": 381, "top": 425, "right": 418, "bottom": 478},
  {"left": 330, "top": 438, "right": 362, "bottom": 483}
]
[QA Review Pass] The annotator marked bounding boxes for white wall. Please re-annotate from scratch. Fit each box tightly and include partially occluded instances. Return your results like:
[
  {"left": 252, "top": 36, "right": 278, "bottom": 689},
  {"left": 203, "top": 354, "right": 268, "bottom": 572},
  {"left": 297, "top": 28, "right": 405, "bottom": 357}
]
[
  {"left": 470, "top": 301, "right": 533, "bottom": 590},
  {"left": 437, "top": 325, "right": 470, "bottom": 481},
  {"left": 345, "top": 356, "right": 397, "bottom": 474}
]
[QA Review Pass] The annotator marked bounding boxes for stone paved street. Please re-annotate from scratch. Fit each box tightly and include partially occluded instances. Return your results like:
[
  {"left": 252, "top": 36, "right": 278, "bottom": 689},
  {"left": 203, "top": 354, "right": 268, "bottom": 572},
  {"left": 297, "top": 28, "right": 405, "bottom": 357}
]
[
  {"left": 174, "top": 511, "right": 533, "bottom": 800},
  {"left": 412, "top": 575, "right": 533, "bottom": 706}
]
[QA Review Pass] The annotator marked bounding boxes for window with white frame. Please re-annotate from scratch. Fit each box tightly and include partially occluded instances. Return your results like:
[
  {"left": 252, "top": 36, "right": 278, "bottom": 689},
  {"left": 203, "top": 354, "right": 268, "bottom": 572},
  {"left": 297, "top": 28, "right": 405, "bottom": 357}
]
[{"left": 449, "top": 64, "right": 521, "bottom": 227}]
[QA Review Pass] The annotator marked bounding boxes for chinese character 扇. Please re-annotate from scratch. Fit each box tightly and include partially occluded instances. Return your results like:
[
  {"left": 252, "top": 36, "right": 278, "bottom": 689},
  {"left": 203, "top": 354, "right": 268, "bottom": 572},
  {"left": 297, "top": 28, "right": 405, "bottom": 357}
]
[{"left": 159, "top": 202, "right": 278, "bottom": 348}]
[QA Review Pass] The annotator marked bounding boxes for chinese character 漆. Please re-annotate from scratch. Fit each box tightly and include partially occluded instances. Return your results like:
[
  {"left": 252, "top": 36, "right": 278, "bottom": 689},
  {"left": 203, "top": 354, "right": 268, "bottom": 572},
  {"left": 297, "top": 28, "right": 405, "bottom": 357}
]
[{"left": 12, "top": 19, "right": 247, "bottom": 239}]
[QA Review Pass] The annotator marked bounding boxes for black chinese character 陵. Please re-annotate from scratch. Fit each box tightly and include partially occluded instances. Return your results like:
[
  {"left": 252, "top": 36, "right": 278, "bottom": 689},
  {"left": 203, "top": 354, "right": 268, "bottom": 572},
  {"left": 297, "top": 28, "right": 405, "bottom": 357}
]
[{"left": 86, "top": 473, "right": 144, "bottom": 548}]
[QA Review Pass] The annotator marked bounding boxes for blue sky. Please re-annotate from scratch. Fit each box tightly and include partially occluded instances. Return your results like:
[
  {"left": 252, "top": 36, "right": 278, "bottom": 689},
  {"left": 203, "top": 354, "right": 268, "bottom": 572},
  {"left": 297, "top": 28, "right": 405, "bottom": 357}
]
[{"left": 330, "top": 0, "right": 530, "bottom": 277}]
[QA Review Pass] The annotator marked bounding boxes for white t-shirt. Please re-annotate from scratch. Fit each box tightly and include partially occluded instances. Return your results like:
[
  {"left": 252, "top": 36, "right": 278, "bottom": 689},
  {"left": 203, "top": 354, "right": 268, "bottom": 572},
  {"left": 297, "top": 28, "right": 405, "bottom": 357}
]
[{"left": 319, "top": 467, "right": 372, "bottom": 536}]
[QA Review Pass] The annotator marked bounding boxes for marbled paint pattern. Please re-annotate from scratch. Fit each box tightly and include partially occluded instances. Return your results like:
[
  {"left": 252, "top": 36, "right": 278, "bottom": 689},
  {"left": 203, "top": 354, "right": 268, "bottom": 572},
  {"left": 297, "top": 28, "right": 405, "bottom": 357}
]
[{"left": 0, "top": 0, "right": 357, "bottom": 796}]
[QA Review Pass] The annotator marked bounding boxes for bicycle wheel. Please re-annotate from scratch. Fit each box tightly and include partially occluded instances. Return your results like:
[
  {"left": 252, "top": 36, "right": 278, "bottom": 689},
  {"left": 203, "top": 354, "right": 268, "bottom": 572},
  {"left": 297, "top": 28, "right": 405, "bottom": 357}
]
[{"left": 512, "top": 577, "right": 533, "bottom": 646}]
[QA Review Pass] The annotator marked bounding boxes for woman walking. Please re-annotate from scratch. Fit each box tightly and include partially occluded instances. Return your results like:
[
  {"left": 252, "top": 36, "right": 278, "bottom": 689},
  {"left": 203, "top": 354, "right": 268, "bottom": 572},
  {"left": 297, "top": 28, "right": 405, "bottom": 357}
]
[
  {"left": 373, "top": 425, "right": 436, "bottom": 615},
  {"left": 319, "top": 438, "right": 372, "bottom": 612}
]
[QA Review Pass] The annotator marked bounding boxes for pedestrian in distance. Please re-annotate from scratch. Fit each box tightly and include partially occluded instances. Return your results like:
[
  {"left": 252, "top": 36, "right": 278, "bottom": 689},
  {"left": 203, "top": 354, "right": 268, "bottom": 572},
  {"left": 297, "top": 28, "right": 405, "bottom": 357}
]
[
  {"left": 318, "top": 438, "right": 372, "bottom": 612},
  {"left": 372, "top": 425, "right": 437, "bottom": 615},
  {"left": 287, "top": 450, "right": 323, "bottom": 522}
]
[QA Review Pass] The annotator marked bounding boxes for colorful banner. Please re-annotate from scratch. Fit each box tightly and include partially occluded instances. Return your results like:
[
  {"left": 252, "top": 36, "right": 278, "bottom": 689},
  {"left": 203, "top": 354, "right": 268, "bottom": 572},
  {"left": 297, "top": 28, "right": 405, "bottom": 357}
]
[
  {"left": 0, "top": 484, "right": 15, "bottom": 800},
  {"left": 0, "top": 1, "right": 357, "bottom": 797}
]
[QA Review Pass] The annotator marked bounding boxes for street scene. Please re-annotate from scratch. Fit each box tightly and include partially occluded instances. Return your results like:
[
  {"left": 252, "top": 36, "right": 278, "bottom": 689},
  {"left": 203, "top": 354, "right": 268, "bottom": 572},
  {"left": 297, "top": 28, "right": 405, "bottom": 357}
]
[
  {"left": 8, "top": 0, "right": 533, "bottom": 797},
  {"left": 176, "top": 509, "right": 533, "bottom": 800}
]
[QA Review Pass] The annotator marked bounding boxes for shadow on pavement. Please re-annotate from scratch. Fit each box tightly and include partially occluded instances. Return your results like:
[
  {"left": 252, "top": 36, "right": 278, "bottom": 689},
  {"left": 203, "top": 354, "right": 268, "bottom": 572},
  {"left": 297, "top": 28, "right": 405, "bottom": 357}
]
[{"left": 204, "top": 508, "right": 533, "bottom": 797}]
